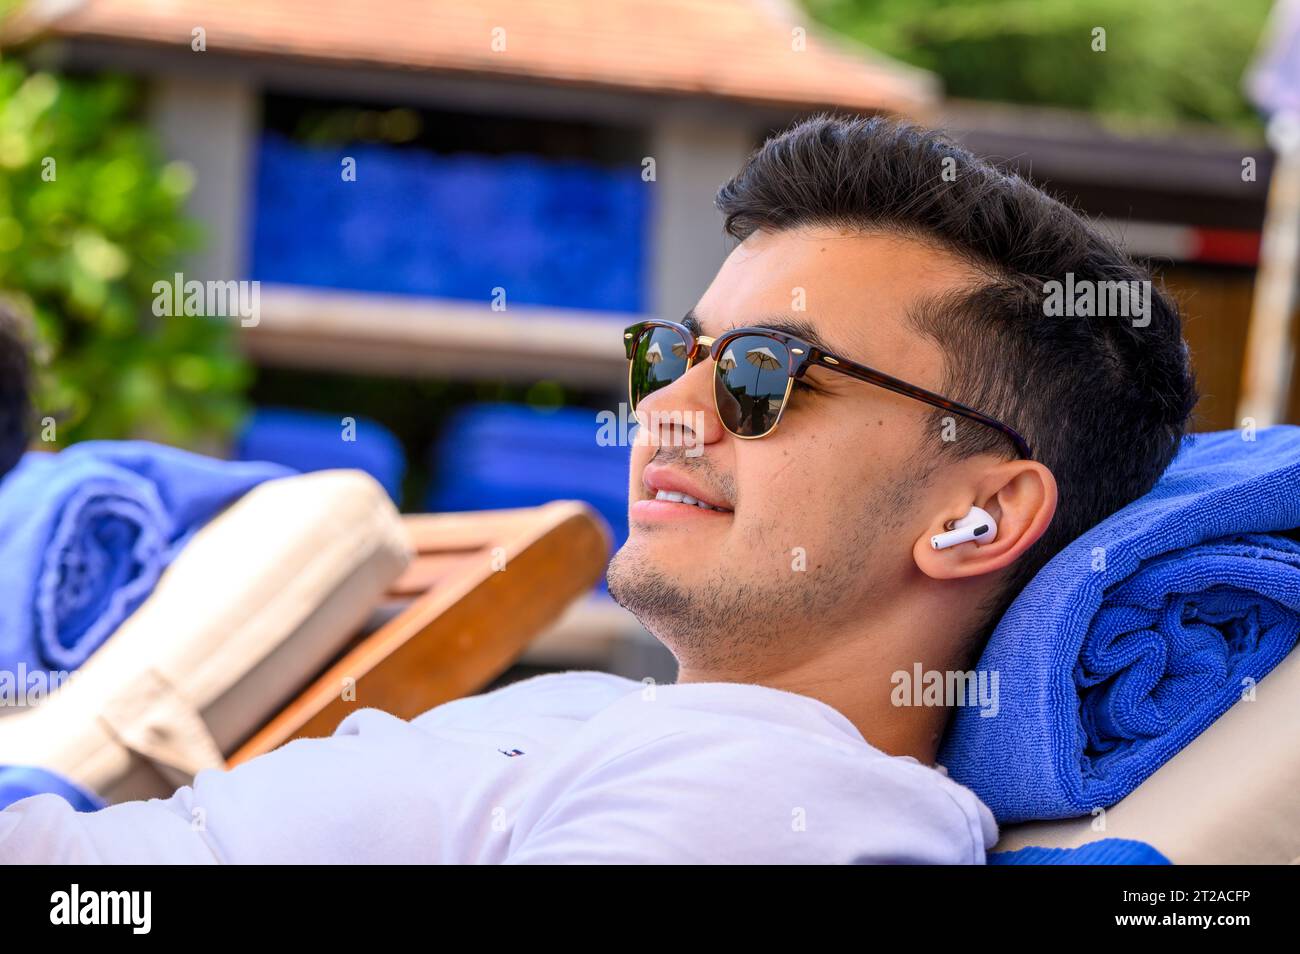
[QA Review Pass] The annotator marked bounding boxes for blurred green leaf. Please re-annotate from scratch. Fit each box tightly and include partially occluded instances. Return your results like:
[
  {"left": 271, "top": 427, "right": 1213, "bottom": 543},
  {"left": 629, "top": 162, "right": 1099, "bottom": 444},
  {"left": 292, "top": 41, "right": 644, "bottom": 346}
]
[
  {"left": 0, "top": 56, "right": 248, "bottom": 447},
  {"left": 803, "top": 0, "right": 1273, "bottom": 130}
]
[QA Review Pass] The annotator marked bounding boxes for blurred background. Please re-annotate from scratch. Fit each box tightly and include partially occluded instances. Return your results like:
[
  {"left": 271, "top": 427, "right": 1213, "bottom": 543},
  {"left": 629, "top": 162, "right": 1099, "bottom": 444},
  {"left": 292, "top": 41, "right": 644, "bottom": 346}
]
[{"left": 1, "top": 0, "right": 1297, "bottom": 683}]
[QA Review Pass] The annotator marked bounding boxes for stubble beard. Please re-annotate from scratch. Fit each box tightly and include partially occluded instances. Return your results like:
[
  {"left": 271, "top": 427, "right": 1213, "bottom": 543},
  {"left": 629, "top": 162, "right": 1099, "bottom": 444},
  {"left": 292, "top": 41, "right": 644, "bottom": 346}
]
[
  {"left": 605, "top": 460, "right": 931, "bottom": 672},
  {"left": 605, "top": 518, "right": 875, "bottom": 672}
]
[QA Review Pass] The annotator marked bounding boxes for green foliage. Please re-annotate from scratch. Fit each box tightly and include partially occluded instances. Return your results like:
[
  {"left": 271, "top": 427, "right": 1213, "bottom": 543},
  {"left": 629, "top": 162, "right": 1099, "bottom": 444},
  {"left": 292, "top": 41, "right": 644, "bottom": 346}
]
[
  {"left": 0, "top": 55, "right": 249, "bottom": 448},
  {"left": 804, "top": 0, "right": 1275, "bottom": 129}
]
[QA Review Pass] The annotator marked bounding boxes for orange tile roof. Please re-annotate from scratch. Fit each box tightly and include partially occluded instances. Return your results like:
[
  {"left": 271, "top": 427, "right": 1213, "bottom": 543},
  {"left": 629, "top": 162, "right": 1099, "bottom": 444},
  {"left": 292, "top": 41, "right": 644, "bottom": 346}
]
[{"left": 3, "top": 0, "right": 936, "bottom": 114}]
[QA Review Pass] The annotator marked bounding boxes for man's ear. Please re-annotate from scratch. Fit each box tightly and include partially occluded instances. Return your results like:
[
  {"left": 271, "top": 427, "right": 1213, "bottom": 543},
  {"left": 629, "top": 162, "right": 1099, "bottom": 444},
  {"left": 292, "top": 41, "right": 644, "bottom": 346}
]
[{"left": 912, "top": 460, "right": 1057, "bottom": 580}]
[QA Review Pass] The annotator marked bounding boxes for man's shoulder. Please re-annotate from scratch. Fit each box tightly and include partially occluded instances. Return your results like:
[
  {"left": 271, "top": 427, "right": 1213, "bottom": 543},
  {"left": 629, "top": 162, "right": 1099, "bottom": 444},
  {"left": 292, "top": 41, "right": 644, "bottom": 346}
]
[
  {"left": 409, "top": 669, "right": 642, "bottom": 728},
  {"left": 468, "top": 669, "right": 644, "bottom": 708},
  {"left": 510, "top": 709, "right": 996, "bottom": 864},
  {"left": 548, "top": 699, "right": 999, "bottom": 862}
]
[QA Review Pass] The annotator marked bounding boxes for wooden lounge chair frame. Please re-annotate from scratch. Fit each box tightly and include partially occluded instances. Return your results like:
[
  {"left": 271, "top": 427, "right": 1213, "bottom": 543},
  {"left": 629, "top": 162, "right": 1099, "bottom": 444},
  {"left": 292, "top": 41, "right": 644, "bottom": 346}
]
[{"left": 228, "top": 500, "right": 611, "bottom": 767}]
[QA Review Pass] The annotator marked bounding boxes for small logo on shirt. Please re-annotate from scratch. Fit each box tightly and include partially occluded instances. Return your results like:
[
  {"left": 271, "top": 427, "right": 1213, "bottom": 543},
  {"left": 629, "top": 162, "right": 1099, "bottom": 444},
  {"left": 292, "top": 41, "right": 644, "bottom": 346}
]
[{"left": 498, "top": 747, "right": 525, "bottom": 757}]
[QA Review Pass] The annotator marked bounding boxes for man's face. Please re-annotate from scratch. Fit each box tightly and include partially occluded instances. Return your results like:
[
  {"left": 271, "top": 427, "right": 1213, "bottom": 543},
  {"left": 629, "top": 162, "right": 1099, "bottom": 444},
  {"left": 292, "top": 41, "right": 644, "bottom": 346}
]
[{"left": 606, "top": 226, "right": 985, "bottom": 671}]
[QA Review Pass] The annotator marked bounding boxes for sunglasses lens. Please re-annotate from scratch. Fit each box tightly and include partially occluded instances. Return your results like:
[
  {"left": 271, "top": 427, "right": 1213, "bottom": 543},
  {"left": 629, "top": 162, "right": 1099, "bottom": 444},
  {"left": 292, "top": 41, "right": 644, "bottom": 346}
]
[
  {"left": 630, "top": 325, "right": 693, "bottom": 410},
  {"left": 713, "top": 334, "right": 791, "bottom": 437}
]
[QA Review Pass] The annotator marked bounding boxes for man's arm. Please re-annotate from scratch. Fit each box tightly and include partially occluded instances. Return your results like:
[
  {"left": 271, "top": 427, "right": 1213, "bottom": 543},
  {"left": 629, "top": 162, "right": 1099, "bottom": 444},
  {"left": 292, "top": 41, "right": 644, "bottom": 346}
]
[
  {"left": 0, "top": 708, "right": 452, "bottom": 864},
  {"left": 0, "top": 790, "right": 219, "bottom": 863}
]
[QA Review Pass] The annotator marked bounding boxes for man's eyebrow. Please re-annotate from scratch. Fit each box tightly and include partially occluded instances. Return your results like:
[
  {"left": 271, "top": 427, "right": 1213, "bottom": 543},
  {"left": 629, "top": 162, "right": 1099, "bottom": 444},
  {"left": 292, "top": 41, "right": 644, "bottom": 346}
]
[{"left": 681, "top": 307, "right": 840, "bottom": 355}]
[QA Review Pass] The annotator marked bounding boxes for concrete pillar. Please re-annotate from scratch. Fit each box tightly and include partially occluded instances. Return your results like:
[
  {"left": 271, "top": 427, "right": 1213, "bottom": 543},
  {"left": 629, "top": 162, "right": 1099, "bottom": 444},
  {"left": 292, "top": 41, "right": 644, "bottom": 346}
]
[
  {"left": 649, "top": 117, "right": 756, "bottom": 322},
  {"left": 148, "top": 77, "right": 259, "bottom": 281}
]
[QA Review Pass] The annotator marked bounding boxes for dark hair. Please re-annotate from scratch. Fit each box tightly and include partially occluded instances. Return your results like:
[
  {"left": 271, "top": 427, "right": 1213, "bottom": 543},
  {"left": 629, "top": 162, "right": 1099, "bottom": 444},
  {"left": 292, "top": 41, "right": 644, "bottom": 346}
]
[
  {"left": 0, "top": 301, "right": 33, "bottom": 480},
  {"left": 715, "top": 113, "right": 1197, "bottom": 651}
]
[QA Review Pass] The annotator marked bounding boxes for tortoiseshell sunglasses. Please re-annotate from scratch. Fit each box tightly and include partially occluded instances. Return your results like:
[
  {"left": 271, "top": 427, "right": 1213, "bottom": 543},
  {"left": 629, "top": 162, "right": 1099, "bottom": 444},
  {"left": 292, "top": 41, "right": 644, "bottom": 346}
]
[{"left": 622, "top": 319, "right": 1032, "bottom": 458}]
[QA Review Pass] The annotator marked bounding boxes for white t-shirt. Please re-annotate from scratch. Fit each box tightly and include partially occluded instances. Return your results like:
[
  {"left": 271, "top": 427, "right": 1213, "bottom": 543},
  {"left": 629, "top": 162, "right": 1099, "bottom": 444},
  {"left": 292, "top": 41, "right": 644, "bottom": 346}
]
[{"left": 0, "top": 670, "right": 997, "bottom": 864}]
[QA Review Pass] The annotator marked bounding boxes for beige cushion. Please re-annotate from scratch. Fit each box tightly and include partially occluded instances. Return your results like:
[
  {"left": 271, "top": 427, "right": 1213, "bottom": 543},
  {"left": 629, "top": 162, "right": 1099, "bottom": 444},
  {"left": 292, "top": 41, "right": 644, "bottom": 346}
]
[
  {"left": 994, "top": 644, "right": 1300, "bottom": 863},
  {"left": 0, "top": 469, "right": 411, "bottom": 803}
]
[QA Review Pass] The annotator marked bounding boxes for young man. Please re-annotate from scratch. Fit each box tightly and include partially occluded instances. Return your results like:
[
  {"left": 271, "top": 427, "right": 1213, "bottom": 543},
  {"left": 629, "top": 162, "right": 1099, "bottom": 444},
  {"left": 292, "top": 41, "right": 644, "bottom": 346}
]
[{"left": 0, "top": 115, "right": 1196, "bottom": 864}]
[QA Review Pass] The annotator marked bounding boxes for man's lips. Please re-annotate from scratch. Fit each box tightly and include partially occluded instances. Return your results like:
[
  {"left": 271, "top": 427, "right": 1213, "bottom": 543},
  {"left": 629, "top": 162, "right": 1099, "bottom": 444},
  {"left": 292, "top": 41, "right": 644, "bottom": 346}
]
[
  {"left": 637, "top": 463, "right": 733, "bottom": 515},
  {"left": 630, "top": 497, "right": 731, "bottom": 523}
]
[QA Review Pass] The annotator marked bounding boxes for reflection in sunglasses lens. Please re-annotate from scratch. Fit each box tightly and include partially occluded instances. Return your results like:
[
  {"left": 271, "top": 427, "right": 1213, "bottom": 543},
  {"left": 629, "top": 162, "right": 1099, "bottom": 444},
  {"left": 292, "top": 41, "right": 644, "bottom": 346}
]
[
  {"left": 714, "top": 335, "right": 789, "bottom": 437},
  {"left": 631, "top": 325, "right": 692, "bottom": 409}
]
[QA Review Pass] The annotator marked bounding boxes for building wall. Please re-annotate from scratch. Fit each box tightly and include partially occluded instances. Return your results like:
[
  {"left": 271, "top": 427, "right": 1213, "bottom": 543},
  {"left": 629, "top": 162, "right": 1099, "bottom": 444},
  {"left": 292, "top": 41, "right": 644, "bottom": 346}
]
[{"left": 148, "top": 77, "right": 259, "bottom": 283}]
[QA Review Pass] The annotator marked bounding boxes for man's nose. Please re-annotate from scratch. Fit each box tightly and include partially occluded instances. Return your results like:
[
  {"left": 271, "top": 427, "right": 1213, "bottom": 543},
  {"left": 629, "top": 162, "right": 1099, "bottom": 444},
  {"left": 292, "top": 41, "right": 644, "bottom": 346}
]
[{"left": 634, "top": 358, "right": 725, "bottom": 451}]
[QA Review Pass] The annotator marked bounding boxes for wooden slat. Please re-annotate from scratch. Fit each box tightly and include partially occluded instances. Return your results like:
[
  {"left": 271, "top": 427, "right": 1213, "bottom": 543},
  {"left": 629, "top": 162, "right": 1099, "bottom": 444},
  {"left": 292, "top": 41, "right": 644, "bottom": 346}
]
[
  {"left": 227, "top": 500, "right": 610, "bottom": 765},
  {"left": 387, "top": 550, "right": 490, "bottom": 596}
]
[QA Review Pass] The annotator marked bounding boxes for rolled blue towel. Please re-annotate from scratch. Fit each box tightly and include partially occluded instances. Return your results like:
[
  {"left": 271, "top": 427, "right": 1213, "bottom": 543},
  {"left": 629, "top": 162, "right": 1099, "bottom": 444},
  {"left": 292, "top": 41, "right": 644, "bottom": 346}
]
[
  {"left": 0, "top": 766, "right": 104, "bottom": 812},
  {"left": 939, "top": 426, "right": 1300, "bottom": 823},
  {"left": 0, "top": 441, "right": 290, "bottom": 676},
  {"left": 987, "top": 838, "right": 1171, "bottom": 865}
]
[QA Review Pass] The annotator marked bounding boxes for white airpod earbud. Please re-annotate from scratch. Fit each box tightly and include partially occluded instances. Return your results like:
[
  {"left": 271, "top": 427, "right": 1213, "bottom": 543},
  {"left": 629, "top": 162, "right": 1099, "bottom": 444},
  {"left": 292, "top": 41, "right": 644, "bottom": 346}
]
[{"left": 930, "top": 505, "right": 998, "bottom": 550}]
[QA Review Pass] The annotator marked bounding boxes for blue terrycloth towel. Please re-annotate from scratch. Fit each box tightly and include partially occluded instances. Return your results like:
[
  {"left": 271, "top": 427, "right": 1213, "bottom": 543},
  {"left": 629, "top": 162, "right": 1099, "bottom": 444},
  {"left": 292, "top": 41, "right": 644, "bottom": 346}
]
[
  {"left": 0, "top": 441, "right": 289, "bottom": 676},
  {"left": 939, "top": 426, "right": 1300, "bottom": 823},
  {"left": 988, "top": 838, "right": 1171, "bottom": 865},
  {"left": 0, "top": 766, "right": 104, "bottom": 812}
]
